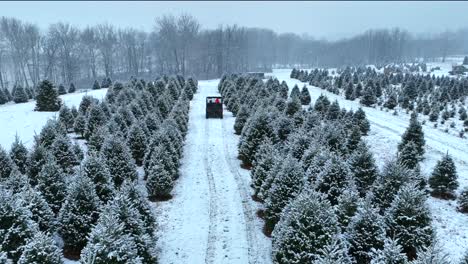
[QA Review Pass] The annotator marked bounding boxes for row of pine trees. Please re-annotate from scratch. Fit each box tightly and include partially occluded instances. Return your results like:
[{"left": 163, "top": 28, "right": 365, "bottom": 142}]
[
  {"left": 0, "top": 75, "right": 198, "bottom": 263},
  {"left": 219, "top": 74, "right": 467, "bottom": 264}
]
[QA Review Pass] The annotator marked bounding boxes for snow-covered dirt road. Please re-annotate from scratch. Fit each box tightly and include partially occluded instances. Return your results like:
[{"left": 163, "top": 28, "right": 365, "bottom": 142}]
[
  {"left": 269, "top": 69, "right": 468, "bottom": 262},
  {"left": 155, "top": 80, "right": 271, "bottom": 264}
]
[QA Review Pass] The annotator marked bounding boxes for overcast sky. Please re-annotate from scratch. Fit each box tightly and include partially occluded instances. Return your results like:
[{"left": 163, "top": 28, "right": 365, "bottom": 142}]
[{"left": 1, "top": 1, "right": 467, "bottom": 40}]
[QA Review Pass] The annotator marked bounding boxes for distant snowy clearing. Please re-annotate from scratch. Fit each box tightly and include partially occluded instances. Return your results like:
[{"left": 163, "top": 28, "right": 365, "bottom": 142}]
[{"left": 0, "top": 89, "right": 108, "bottom": 149}]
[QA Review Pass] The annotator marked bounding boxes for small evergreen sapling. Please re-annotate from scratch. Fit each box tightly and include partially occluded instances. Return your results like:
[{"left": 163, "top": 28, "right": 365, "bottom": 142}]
[
  {"left": 9, "top": 136, "right": 28, "bottom": 174},
  {"left": 18, "top": 232, "right": 63, "bottom": 264},
  {"left": 35, "top": 80, "right": 61, "bottom": 111},
  {"left": 458, "top": 187, "right": 468, "bottom": 213}
]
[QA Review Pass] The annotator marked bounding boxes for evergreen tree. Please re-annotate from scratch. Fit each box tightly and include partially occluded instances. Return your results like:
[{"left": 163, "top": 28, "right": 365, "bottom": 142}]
[
  {"left": 313, "top": 235, "right": 353, "bottom": 264},
  {"left": 9, "top": 136, "right": 28, "bottom": 174},
  {"left": 121, "top": 181, "right": 157, "bottom": 235},
  {"left": 290, "top": 84, "right": 300, "bottom": 99},
  {"left": 370, "top": 238, "right": 408, "bottom": 264},
  {"left": 397, "top": 141, "right": 420, "bottom": 169},
  {"left": 20, "top": 189, "right": 55, "bottom": 232},
  {"left": 18, "top": 232, "right": 63, "bottom": 264},
  {"left": 272, "top": 190, "right": 339, "bottom": 263},
  {"left": 463, "top": 56, "right": 468, "bottom": 65},
  {"left": 101, "top": 136, "right": 137, "bottom": 187},
  {"left": 458, "top": 187, "right": 468, "bottom": 213},
  {"left": 58, "top": 175, "right": 100, "bottom": 256},
  {"left": 92, "top": 80, "right": 101, "bottom": 90},
  {"left": 251, "top": 139, "right": 276, "bottom": 198},
  {"left": 398, "top": 113, "right": 425, "bottom": 157},
  {"left": 238, "top": 110, "right": 277, "bottom": 166},
  {"left": 234, "top": 106, "right": 250, "bottom": 135},
  {"left": 315, "top": 154, "right": 352, "bottom": 205},
  {"left": 264, "top": 156, "right": 305, "bottom": 232},
  {"left": 80, "top": 213, "right": 142, "bottom": 264},
  {"left": 334, "top": 186, "right": 361, "bottom": 228},
  {"left": 300, "top": 85, "right": 311, "bottom": 105},
  {"left": 410, "top": 243, "right": 450, "bottom": 264},
  {"left": 74, "top": 113, "right": 87, "bottom": 138},
  {"left": 12, "top": 85, "right": 29, "bottom": 103},
  {"left": 38, "top": 119, "right": 66, "bottom": 148},
  {"left": 36, "top": 157, "right": 67, "bottom": 213},
  {"left": 327, "top": 100, "right": 341, "bottom": 120},
  {"left": 347, "top": 199, "right": 386, "bottom": 264},
  {"left": 87, "top": 125, "right": 108, "bottom": 152},
  {"left": 26, "top": 142, "right": 48, "bottom": 184},
  {"left": 345, "top": 82, "right": 355, "bottom": 100},
  {"left": 58, "top": 105, "right": 75, "bottom": 132},
  {"left": 385, "top": 184, "right": 434, "bottom": 260},
  {"left": 84, "top": 104, "right": 107, "bottom": 139},
  {"left": 0, "top": 89, "right": 7, "bottom": 104},
  {"left": 82, "top": 153, "right": 115, "bottom": 203},
  {"left": 127, "top": 123, "right": 148, "bottom": 166},
  {"left": 384, "top": 94, "right": 398, "bottom": 110},
  {"left": 354, "top": 108, "right": 370, "bottom": 135},
  {"left": 58, "top": 84, "right": 67, "bottom": 95},
  {"left": 349, "top": 142, "right": 378, "bottom": 197},
  {"left": 146, "top": 162, "right": 174, "bottom": 200},
  {"left": 0, "top": 188, "right": 38, "bottom": 262},
  {"left": 50, "top": 135, "right": 78, "bottom": 173},
  {"left": 361, "top": 87, "right": 377, "bottom": 106},
  {"left": 35, "top": 80, "right": 61, "bottom": 111},
  {"left": 347, "top": 125, "right": 362, "bottom": 152},
  {"left": 285, "top": 96, "right": 302, "bottom": 116},
  {"left": 68, "top": 83, "right": 76, "bottom": 93},
  {"left": 428, "top": 153, "right": 459, "bottom": 198},
  {"left": 0, "top": 147, "right": 14, "bottom": 179},
  {"left": 372, "top": 160, "right": 414, "bottom": 211}
]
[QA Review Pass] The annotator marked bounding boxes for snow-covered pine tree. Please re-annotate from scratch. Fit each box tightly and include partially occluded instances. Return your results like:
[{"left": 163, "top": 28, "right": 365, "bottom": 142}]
[
  {"left": 428, "top": 153, "right": 459, "bottom": 199},
  {"left": 87, "top": 125, "right": 108, "bottom": 152},
  {"left": 397, "top": 141, "right": 420, "bottom": 169},
  {"left": 26, "top": 142, "right": 47, "bottom": 184},
  {"left": 12, "top": 84, "right": 29, "bottom": 103},
  {"left": 238, "top": 110, "right": 277, "bottom": 167},
  {"left": 234, "top": 106, "right": 250, "bottom": 135},
  {"left": 372, "top": 159, "right": 414, "bottom": 211},
  {"left": 58, "top": 175, "right": 100, "bottom": 257},
  {"left": 146, "top": 160, "right": 174, "bottom": 200},
  {"left": 82, "top": 153, "right": 115, "bottom": 203},
  {"left": 84, "top": 104, "right": 107, "bottom": 140},
  {"left": 349, "top": 142, "right": 379, "bottom": 197},
  {"left": 300, "top": 85, "right": 311, "bottom": 105},
  {"left": 251, "top": 139, "right": 277, "bottom": 198},
  {"left": 315, "top": 154, "right": 352, "bottom": 205},
  {"left": 68, "top": 83, "right": 76, "bottom": 93},
  {"left": 410, "top": 242, "right": 450, "bottom": 264},
  {"left": 0, "top": 146, "right": 14, "bottom": 179},
  {"left": 50, "top": 134, "right": 78, "bottom": 173},
  {"left": 326, "top": 100, "right": 341, "bottom": 120},
  {"left": 99, "top": 193, "right": 157, "bottom": 263},
  {"left": 385, "top": 183, "right": 434, "bottom": 260},
  {"left": 73, "top": 113, "right": 87, "bottom": 138},
  {"left": 36, "top": 156, "right": 67, "bottom": 213},
  {"left": 458, "top": 187, "right": 468, "bottom": 213},
  {"left": 312, "top": 234, "right": 353, "bottom": 264},
  {"left": 272, "top": 190, "right": 340, "bottom": 263},
  {"left": 384, "top": 94, "right": 398, "bottom": 110},
  {"left": 35, "top": 80, "right": 61, "bottom": 111},
  {"left": 20, "top": 189, "right": 55, "bottom": 232},
  {"left": 398, "top": 113, "right": 425, "bottom": 157},
  {"left": 127, "top": 123, "right": 148, "bottom": 166},
  {"left": 354, "top": 107, "right": 370, "bottom": 135},
  {"left": 58, "top": 84, "right": 67, "bottom": 95},
  {"left": 346, "top": 198, "right": 386, "bottom": 264},
  {"left": 0, "top": 188, "right": 38, "bottom": 262},
  {"left": 58, "top": 105, "right": 75, "bottom": 132},
  {"left": 361, "top": 87, "right": 377, "bottom": 106},
  {"left": 18, "top": 232, "right": 63, "bottom": 264},
  {"left": 38, "top": 119, "right": 66, "bottom": 148},
  {"left": 334, "top": 186, "right": 361, "bottom": 228},
  {"left": 370, "top": 238, "right": 408, "bottom": 264},
  {"left": 1, "top": 169, "right": 30, "bottom": 194},
  {"left": 80, "top": 212, "right": 142, "bottom": 264},
  {"left": 78, "top": 95, "right": 98, "bottom": 115},
  {"left": 290, "top": 84, "right": 300, "bottom": 99},
  {"left": 285, "top": 96, "right": 302, "bottom": 117},
  {"left": 92, "top": 80, "right": 101, "bottom": 90},
  {"left": 120, "top": 181, "right": 157, "bottom": 235},
  {"left": 345, "top": 82, "right": 355, "bottom": 100},
  {"left": 347, "top": 125, "right": 362, "bottom": 153},
  {"left": 264, "top": 155, "right": 305, "bottom": 233},
  {"left": 9, "top": 135, "right": 28, "bottom": 174},
  {"left": 100, "top": 136, "right": 137, "bottom": 187}
]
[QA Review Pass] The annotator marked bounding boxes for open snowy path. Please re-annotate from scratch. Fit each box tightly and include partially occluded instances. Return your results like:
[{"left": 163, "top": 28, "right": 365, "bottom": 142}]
[
  {"left": 270, "top": 69, "right": 468, "bottom": 262},
  {"left": 155, "top": 80, "right": 271, "bottom": 264}
]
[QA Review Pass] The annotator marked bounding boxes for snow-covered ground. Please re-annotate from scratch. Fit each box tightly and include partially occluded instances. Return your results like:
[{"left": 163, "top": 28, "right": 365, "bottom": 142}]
[
  {"left": 268, "top": 69, "right": 468, "bottom": 262},
  {"left": 0, "top": 89, "right": 108, "bottom": 150},
  {"left": 154, "top": 79, "right": 271, "bottom": 264}
]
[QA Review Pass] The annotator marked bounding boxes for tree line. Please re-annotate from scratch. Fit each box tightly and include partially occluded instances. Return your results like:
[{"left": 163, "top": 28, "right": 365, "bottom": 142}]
[{"left": 1, "top": 15, "right": 467, "bottom": 89}]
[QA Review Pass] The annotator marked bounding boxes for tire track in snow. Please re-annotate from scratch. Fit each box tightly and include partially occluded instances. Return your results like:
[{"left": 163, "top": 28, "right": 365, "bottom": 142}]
[
  {"left": 221, "top": 114, "right": 259, "bottom": 264},
  {"left": 203, "top": 118, "right": 218, "bottom": 264}
]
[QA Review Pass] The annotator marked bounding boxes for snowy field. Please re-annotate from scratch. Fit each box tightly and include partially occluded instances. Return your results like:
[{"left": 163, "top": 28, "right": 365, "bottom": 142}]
[
  {"left": 268, "top": 69, "right": 468, "bottom": 262},
  {"left": 0, "top": 89, "right": 108, "bottom": 150}
]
